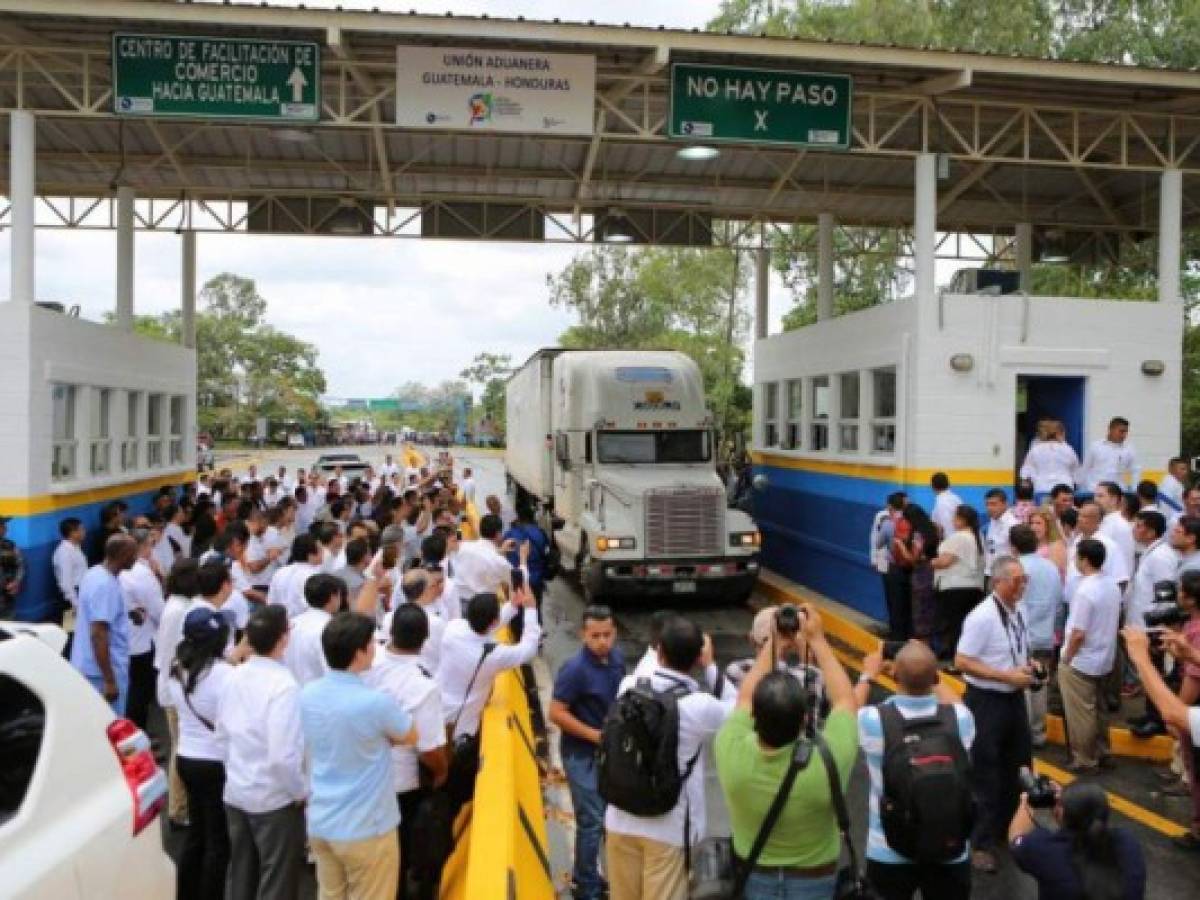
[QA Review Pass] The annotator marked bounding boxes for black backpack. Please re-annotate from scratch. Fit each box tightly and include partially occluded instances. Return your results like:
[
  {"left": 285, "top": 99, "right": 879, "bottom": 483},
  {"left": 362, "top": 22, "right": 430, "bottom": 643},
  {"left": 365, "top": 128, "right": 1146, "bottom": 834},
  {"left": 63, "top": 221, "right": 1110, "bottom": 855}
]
[
  {"left": 597, "top": 678, "right": 697, "bottom": 817},
  {"left": 878, "top": 704, "right": 974, "bottom": 864}
]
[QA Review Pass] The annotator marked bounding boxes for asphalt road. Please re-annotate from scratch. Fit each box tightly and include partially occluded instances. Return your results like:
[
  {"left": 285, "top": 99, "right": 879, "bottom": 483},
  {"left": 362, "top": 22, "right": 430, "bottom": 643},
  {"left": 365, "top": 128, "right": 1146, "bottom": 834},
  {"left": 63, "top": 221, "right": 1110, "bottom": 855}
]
[{"left": 209, "top": 444, "right": 1200, "bottom": 899}]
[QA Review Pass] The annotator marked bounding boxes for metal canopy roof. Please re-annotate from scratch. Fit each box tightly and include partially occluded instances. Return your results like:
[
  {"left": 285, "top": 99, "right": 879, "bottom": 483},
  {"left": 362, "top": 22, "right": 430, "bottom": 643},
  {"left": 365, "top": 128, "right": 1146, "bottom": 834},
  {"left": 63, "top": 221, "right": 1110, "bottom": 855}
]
[{"left": 0, "top": 0, "right": 1198, "bottom": 243}]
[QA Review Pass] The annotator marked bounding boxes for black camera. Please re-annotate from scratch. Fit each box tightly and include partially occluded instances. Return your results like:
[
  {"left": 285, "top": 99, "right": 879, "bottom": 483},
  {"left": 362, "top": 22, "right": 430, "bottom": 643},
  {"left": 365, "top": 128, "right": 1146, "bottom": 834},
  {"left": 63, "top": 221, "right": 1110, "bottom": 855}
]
[
  {"left": 775, "top": 604, "right": 803, "bottom": 636},
  {"left": 1028, "top": 659, "right": 1048, "bottom": 693},
  {"left": 1018, "top": 767, "right": 1057, "bottom": 809},
  {"left": 881, "top": 640, "right": 905, "bottom": 661}
]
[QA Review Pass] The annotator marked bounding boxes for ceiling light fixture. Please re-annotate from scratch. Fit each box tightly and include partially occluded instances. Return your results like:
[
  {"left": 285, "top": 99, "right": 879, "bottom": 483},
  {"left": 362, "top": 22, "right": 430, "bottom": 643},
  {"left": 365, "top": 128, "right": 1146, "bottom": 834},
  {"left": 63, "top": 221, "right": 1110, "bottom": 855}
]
[{"left": 676, "top": 145, "right": 721, "bottom": 162}]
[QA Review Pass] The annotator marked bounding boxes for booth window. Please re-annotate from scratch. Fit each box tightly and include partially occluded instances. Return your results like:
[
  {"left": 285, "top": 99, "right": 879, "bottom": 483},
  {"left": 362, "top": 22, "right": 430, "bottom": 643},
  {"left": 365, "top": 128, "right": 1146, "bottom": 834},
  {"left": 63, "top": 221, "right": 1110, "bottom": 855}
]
[
  {"left": 810, "top": 377, "right": 830, "bottom": 451},
  {"left": 51, "top": 384, "right": 77, "bottom": 482},
  {"left": 762, "top": 382, "right": 779, "bottom": 448},
  {"left": 122, "top": 391, "right": 140, "bottom": 472},
  {"left": 839, "top": 372, "right": 860, "bottom": 453},
  {"left": 872, "top": 366, "right": 897, "bottom": 455},
  {"left": 169, "top": 396, "right": 185, "bottom": 466},
  {"left": 785, "top": 379, "right": 803, "bottom": 449},
  {"left": 89, "top": 388, "right": 111, "bottom": 477},
  {"left": 147, "top": 393, "right": 164, "bottom": 469}
]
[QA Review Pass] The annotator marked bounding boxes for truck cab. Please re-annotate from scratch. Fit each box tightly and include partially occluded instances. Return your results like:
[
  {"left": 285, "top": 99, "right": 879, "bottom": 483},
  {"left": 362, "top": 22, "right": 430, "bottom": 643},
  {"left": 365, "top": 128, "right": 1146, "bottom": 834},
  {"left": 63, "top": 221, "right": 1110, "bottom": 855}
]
[{"left": 506, "top": 349, "right": 759, "bottom": 605}]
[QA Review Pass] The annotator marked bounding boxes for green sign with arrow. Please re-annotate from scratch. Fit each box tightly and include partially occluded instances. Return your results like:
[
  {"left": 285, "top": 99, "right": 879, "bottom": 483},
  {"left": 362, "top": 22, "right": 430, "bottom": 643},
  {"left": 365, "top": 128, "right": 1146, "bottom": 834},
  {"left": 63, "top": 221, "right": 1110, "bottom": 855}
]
[
  {"left": 669, "top": 63, "right": 852, "bottom": 149},
  {"left": 112, "top": 33, "right": 320, "bottom": 122}
]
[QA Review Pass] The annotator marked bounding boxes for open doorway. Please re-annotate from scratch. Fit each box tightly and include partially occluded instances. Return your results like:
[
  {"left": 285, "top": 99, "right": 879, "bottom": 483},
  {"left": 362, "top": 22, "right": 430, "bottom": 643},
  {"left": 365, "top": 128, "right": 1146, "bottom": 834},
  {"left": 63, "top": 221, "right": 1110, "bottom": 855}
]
[{"left": 1016, "top": 375, "right": 1087, "bottom": 481}]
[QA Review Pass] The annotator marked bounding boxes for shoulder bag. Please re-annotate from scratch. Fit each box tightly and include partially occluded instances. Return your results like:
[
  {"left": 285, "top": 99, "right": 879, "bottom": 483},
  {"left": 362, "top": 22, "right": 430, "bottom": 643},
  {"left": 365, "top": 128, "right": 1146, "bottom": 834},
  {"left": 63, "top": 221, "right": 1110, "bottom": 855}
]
[{"left": 815, "top": 734, "right": 880, "bottom": 900}]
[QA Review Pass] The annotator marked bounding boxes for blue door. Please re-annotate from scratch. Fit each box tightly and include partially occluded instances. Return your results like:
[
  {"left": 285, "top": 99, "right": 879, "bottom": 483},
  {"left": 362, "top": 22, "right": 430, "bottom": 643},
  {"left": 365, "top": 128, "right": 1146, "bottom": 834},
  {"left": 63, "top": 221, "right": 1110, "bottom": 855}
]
[{"left": 1019, "top": 375, "right": 1087, "bottom": 469}]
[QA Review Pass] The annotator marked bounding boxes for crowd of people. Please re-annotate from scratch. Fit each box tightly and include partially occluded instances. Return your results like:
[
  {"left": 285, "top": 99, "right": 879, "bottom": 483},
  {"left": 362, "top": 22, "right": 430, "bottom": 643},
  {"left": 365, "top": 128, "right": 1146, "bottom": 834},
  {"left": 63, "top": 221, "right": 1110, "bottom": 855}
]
[{"left": 49, "top": 453, "right": 551, "bottom": 900}]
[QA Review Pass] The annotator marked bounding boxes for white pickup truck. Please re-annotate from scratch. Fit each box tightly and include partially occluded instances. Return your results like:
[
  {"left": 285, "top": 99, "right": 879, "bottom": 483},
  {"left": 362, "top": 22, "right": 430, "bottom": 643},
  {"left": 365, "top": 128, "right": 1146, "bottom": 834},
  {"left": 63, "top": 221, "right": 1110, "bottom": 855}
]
[
  {"left": 0, "top": 623, "right": 173, "bottom": 898},
  {"left": 506, "top": 349, "right": 760, "bottom": 605}
]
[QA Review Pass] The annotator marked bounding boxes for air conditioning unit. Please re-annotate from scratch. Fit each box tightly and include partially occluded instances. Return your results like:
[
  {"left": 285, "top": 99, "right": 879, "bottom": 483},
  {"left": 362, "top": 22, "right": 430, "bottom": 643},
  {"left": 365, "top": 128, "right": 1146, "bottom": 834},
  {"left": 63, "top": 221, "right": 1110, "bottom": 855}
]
[{"left": 947, "top": 268, "right": 1021, "bottom": 295}]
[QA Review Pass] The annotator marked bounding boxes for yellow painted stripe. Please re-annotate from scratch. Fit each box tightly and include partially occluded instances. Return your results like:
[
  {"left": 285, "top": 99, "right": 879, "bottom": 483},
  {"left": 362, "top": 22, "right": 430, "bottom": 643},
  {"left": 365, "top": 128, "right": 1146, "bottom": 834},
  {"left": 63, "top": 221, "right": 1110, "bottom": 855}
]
[
  {"left": 1033, "top": 759, "right": 1188, "bottom": 838},
  {"left": 759, "top": 577, "right": 1175, "bottom": 762},
  {"left": 0, "top": 470, "right": 198, "bottom": 517},
  {"left": 750, "top": 452, "right": 1011, "bottom": 486}
]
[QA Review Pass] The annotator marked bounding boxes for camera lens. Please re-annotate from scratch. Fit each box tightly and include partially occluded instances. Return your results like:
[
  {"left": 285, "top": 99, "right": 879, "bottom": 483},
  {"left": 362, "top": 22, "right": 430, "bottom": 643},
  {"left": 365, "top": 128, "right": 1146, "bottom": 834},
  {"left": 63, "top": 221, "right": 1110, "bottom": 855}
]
[{"left": 775, "top": 604, "right": 801, "bottom": 636}]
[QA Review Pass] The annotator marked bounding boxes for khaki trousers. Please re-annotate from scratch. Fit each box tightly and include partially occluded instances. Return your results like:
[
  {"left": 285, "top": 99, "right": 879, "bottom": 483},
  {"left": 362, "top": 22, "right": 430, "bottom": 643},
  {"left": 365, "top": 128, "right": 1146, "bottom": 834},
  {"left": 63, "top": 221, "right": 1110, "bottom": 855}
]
[
  {"left": 605, "top": 831, "right": 687, "bottom": 900},
  {"left": 164, "top": 706, "right": 188, "bottom": 822},
  {"left": 1059, "top": 663, "right": 1110, "bottom": 768},
  {"left": 310, "top": 831, "right": 399, "bottom": 900}
]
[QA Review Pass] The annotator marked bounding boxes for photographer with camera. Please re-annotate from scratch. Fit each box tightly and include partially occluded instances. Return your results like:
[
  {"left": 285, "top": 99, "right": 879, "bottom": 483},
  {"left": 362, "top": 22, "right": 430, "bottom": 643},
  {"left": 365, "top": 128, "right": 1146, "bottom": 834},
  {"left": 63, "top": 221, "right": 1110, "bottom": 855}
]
[
  {"left": 1008, "top": 777, "right": 1146, "bottom": 899},
  {"left": 724, "top": 605, "right": 825, "bottom": 717}
]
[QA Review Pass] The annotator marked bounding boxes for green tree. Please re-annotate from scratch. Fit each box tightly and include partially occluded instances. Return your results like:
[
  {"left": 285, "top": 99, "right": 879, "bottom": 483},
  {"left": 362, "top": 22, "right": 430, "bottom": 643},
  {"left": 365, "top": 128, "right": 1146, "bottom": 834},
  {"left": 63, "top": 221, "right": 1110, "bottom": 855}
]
[
  {"left": 130, "top": 273, "right": 326, "bottom": 438},
  {"left": 548, "top": 241, "right": 751, "bottom": 442},
  {"left": 460, "top": 352, "right": 514, "bottom": 440}
]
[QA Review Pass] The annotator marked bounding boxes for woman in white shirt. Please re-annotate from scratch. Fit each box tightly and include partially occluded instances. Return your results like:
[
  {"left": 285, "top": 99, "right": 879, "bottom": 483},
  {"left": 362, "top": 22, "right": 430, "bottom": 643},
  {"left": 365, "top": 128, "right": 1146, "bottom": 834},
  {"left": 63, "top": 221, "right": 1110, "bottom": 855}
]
[
  {"left": 931, "top": 505, "right": 986, "bottom": 662},
  {"left": 168, "top": 607, "right": 235, "bottom": 900},
  {"left": 1020, "top": 420, "right": 1080, "bottom": 497}
]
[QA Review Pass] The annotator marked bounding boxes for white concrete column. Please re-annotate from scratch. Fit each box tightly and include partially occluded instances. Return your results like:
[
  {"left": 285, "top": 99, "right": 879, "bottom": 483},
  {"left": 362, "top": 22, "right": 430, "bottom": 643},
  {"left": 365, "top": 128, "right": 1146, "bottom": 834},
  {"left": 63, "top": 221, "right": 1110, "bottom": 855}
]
[
  {"left": 181, "top": 230, "right": 197, "bottom": 348},
  {"left": 755, "top": 246, "right": 770, "bottom": 341},
  {"left": 9, "top": 110, "right": 36, "bottom": 304},
  {"left": 1015, "top": 222, "right": 1033, "bottom": 292},
  {"left": 914, "top": 153, "right": 938, "bottom": 309},
  {"left": 115, "top": 185, "right": 135, "bottom": 330},
  {"left": 1159, "top": 168, "right": 1183, "bottom": 303},
  {"left": 817, "top": 212, "right": 835, "bottom": 321}
]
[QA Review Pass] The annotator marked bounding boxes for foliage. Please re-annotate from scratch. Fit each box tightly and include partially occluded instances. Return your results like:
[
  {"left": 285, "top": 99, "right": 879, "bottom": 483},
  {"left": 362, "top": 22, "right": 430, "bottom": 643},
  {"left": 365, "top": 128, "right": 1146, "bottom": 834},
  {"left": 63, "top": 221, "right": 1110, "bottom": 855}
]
[
  {"left": 365, "top": 379, "right": 472, "bottom": 437},
  {"left": 547, "top": 240, "right": 751, "bottom": 443},
  {"left": 459, "top": 352, "right": 514, "bottom": 439},
  {"left": 128, "top": 273, "right": 326, "bottom": 438}
]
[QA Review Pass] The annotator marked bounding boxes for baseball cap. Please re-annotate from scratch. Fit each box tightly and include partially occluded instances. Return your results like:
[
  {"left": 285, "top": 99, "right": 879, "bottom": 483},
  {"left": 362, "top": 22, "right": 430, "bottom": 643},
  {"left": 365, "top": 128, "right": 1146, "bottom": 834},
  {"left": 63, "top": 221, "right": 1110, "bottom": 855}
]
[
  {"left": 182, "top": 606, "right": 234, "bottom": 639},
  {"left": 750, "top": 606, "right": 778, "bottom": 646}
]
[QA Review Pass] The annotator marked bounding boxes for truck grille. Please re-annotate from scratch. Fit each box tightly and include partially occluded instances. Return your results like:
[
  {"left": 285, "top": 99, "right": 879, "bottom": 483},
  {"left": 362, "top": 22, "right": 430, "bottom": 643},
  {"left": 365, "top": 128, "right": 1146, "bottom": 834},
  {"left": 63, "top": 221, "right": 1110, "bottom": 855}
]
[{"left": 645, "top": 487, "right": 725, "bottom": 557}]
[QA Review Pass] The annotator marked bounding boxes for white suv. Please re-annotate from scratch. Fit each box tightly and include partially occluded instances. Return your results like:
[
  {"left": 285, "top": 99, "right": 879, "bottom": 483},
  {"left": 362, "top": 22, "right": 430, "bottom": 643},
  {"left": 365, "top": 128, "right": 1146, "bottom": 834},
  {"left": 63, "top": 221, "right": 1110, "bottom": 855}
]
[{"left": 0, "top": 623, "right": 174, "bottom": 898}]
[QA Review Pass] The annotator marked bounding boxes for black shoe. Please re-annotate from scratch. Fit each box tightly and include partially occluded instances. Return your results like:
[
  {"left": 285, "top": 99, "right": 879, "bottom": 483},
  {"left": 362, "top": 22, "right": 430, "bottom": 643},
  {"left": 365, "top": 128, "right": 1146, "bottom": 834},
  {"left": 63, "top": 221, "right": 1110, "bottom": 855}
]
[{"left": 1131, "top": 721, "right": 1167, "bottom": 739}]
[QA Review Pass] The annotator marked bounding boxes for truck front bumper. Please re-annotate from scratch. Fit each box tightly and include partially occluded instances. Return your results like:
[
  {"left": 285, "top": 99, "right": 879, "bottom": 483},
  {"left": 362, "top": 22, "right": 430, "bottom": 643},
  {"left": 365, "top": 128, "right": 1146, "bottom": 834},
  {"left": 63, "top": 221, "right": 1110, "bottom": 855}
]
[{"left": 584, "top": 556, "right": 760, "bottom": 602}]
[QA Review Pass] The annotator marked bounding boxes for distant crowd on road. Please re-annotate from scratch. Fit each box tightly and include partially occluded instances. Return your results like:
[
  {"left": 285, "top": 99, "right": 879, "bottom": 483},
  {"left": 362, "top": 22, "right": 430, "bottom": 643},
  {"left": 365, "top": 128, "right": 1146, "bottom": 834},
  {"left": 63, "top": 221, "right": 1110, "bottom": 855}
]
[{"left": 7, "top": 449, "right": 559, "bottom": 900}]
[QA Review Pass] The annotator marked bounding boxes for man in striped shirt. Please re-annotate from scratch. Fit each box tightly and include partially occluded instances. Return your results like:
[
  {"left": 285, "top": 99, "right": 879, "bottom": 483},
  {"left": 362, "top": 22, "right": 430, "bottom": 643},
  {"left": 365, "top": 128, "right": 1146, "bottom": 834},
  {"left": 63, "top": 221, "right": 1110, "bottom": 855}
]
[{"left": 855, "top": 641, "right": 976, "bottom": 899}]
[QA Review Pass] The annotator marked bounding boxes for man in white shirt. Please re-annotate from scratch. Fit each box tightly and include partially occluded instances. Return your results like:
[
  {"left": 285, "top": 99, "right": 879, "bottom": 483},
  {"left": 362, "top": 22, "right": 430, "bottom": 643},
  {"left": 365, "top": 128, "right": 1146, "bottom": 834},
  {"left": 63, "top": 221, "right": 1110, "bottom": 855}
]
[
  {"left": 1159, "top": 457, "right": 1189, "bottom": 514},
  {"left": 153, "top": 504, "right": 190, "bottom": 574},
  {"left": 1059, "top": 539, "right": 1123, "bottom": 773},
  {"left": 120, "top": 527, "right": 166, "bottom": 731},
  {"left": 1064, "top": 502, "right": 1130, "bottom": 602},
  {"left": 1126, "top": 510, "right": 1178, "bottom": 629},
  {"left": 930, "top": 472, "right": 962, "bottom": 540},
  {"left": 284, "top": 573, "right": 343, "bottom": 686},
  {"left": 52, "top": 516, "right": 88, "bottom": 616},
  {"left": 605, "top": 616, "right": 737, "bottom": 899},
  {"left": 380, "top": 454, "right": 399, "bottom": 479},
  {"left": 1095, "top": 481, "right": 1136, "bottom": 577},
  {"left": 315, "top": 521, "right": 344, "bottom": 575},
  {"left": 460, "top": 467, "right": 477, "bottom": 505},
  {"left": 983, "top": 489, "right": 1019, "bottom": 579},
  {"left": 453, "top": 514, "right": 517, "bottom": 616},
  {"left": 364, "top": 603, "right": 449, "bottom": 900},
  {"left": 954, "top": 556, "right": 1034, "bottom": 871},
  {"left": 1080, "top": 416, "right": 1140, "bottom": 491},
  {"left": 267, "top": 534, "right": 323, "bottom": 619},
  {"left": 438, "top": 587, "right": 540, "bottom": 741},
  {"left": 384, "top": 568, "right": 447, "bottom": 676},
  {"left": 217, "top": 604, "right": 307, "bottom": 900}
]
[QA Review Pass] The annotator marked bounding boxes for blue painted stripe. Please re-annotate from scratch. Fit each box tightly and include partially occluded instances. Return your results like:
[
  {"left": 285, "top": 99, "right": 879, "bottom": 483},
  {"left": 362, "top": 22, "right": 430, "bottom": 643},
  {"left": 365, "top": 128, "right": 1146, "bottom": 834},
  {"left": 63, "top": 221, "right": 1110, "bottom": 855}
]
[
  {"left": 754, "top": 463, "right": 1007, "bottom": 622},
  {"left": 6, "top": 486, "right": 164, "bottom": 622}
]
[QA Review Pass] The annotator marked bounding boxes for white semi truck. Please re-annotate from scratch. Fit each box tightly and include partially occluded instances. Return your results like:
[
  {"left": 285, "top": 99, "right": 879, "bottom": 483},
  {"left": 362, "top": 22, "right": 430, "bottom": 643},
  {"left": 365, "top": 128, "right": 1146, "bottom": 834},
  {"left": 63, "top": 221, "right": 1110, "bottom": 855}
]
[{"left": 505, "top": 348, "right": 760, "bottom": 605}]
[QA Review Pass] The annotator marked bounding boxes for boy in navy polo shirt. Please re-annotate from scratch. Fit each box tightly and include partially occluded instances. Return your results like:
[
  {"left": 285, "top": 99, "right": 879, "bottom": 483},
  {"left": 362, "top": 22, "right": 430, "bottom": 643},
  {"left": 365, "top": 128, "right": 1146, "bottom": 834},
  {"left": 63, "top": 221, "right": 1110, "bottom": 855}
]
[{"left": 550, "top": 606, "right": 624, "bottom": 900}]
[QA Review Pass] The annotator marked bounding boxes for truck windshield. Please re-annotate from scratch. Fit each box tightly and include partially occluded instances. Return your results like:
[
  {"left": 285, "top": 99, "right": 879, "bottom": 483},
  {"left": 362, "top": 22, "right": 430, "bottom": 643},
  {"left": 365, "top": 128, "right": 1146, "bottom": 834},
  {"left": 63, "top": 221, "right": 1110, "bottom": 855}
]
[{"left": 596, "top": 430, "right": 711, "bottom": 464}]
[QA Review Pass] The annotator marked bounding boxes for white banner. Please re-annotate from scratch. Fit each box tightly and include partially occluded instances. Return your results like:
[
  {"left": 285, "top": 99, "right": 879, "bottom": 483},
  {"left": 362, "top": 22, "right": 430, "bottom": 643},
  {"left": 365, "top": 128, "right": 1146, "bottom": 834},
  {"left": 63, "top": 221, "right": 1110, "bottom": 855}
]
[{"left": 396, "top": 45, "right": 595, "bottom": 135}]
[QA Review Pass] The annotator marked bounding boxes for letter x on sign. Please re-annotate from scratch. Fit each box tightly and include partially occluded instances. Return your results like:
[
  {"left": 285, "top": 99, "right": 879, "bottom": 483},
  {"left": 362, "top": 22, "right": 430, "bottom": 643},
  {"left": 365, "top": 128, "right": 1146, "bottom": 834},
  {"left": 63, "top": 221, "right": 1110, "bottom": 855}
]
[{"left": 754, "top": 109, "right": 769, "bottom": 131}]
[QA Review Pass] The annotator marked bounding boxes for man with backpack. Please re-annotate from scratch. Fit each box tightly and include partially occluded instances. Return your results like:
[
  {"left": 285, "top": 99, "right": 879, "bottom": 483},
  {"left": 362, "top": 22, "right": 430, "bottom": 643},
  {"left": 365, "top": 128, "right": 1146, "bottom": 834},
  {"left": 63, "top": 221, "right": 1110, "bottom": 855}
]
[
  {"left": 599, "top": 617, "right": 736, "bottom": 900},
  {"left": 714, "top": 602, "right": 858, "bottom": 900},
  {"left": 856, "top": 641, "right": 976, "bottom": 899}
]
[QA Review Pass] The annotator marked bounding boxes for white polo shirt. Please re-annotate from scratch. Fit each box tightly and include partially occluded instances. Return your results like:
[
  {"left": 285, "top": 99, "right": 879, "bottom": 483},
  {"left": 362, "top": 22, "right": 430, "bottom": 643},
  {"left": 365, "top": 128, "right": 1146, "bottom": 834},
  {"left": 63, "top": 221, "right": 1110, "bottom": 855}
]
[
  {"left": 1081, "top": 439, "right": 1140, "bottom": 491},
  {"left": 1064, "top": 573, "right": 1122, "bottom": 678},
  {"left": 284, "top": 607, "right": 331, "bottom": 686},
  {"left": 1019, "top": 441, "right": 1080, "bottom": 494},
  {"left": 1065, "top": 532, "right": 1129, "bottom": 602},
  {"left": 957, "top": 595, "right": 1028, "bottom": 693},
  {"left": 1099, "top": 512, "right": 1136, "bottom": 581},
  {"left": 604, "top": 668, "right": 737, "bottom": 848},
  {"left": 364, "top": 650, "right": 447, "bottom": 793},
  {"left": 267, "top": 562, "right": 320, "bottom": 619}
]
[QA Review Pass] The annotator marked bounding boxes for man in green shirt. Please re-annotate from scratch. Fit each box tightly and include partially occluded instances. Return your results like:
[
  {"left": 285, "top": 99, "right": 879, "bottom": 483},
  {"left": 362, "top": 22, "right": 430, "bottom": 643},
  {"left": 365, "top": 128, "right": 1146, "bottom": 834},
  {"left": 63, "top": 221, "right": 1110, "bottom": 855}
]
[{"left": 715, "top": 602, "right": 858, "bottom": 899}]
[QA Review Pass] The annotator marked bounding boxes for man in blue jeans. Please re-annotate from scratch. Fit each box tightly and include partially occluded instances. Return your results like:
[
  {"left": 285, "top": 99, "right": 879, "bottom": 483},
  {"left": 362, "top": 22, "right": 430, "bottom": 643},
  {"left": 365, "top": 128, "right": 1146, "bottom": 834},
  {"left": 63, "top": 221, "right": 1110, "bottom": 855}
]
[{"left": 550, "top": 606, "right": 624, "bottom": 900}]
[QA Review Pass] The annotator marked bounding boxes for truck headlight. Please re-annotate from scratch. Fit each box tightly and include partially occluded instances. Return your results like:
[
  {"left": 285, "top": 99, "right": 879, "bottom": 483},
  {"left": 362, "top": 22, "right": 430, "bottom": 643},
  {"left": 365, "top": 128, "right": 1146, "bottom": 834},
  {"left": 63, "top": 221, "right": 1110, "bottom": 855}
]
[
  {"left": 730, "top": 531, "right": 761, "bottom": 548},
  {"left": 596, "top": 536, "right": 636, "bottom": 552}
]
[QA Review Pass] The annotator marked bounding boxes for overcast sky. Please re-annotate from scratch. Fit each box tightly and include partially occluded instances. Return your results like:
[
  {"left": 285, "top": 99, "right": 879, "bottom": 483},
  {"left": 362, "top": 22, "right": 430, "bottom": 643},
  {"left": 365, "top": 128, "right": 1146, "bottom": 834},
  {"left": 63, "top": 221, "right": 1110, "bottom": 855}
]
[{"left": 0, "top": 0, "right": 799, "bottom": 400}]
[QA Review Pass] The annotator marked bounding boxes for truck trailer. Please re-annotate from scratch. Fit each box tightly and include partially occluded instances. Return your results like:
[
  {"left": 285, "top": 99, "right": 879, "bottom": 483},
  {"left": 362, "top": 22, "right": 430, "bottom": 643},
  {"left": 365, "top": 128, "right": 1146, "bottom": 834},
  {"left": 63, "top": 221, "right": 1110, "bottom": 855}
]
[{"left": 505, "top": 348, "right": 760, "bottom": 605}]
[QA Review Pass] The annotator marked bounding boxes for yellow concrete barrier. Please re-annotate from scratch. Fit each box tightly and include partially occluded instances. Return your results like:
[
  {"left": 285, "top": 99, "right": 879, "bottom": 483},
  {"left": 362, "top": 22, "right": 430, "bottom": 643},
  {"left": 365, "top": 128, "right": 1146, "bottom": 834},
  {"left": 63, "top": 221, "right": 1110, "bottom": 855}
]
[{"left": 439, "top": 651, "right": 554, "bottom": 900}]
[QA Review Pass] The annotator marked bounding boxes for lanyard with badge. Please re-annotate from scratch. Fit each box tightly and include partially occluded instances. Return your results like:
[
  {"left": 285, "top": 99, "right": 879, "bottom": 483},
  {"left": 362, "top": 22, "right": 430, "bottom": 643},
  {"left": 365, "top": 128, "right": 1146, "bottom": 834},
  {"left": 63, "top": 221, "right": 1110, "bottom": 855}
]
[{"left": 992, "top": 596, "right": 1027, "bottom": 667}]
